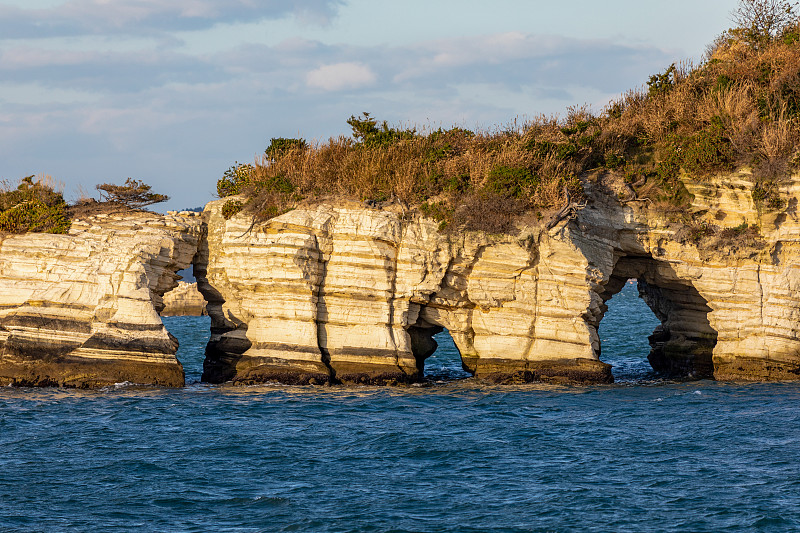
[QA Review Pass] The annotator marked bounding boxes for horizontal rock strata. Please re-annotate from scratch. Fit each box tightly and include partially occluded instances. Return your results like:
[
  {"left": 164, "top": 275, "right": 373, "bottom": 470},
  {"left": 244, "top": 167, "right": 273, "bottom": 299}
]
[
  {"left": 198, "top": 168, "right": 800, "bottom": 385},
  {"left": 197, "top": 199, "right": 611, "bottom": 385},
  {"left": 582, "top": 169, "right": 800, "bottom": 381},
  {"left": 162, "top": 281, "right": 207, "bottom": 316},
  {"left": 0, "top": 211, "right": 203, "bottom": 388}
]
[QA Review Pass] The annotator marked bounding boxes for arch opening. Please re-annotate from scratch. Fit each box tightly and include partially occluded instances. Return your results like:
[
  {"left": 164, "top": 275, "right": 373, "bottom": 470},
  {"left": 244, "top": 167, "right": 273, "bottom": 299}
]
[
  {"left": 407, "top": 309, "right": 473, "bottom": 382},
  {"left": 413, "top": 327, "right": 472, "bottom": 381},
  {"left": 161, "top": 315, "right": 211, "bottom": 383},
  {"left": 598, "top": 279, "right": 661, "bottom": 382},
  {"left": 159, "top": 265, "right": 211, "bottom": 384},
  {"left": 597, "top": 256, "right": 719, "bottom": 381}
]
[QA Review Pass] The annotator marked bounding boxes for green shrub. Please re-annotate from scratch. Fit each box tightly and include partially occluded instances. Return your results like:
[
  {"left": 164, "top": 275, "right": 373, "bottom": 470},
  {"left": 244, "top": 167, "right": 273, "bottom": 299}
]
[
  {"left": 420, "top": 200, "right": 454, "bottom": 229},
  {"left": 713, "top": 74, "right": 733, "bottom": 93},
  {"left": 655, "top": 118, "right": 734, "bottom": 184},
  {"left": 265, "top": 138, "right": 307, "bottom": 161},
  {"left": 422, "top": 145, "right": 454, "bottom": 164},
  {"left": 679, "top": 120, "right": 735, "bottom": 175},
  {"left": 560, "top": 120, "right": 591, "bottom": 136},
  {"left": 221, "top": 200, "right": 243, "bottom": 219},
  {"left": 260, "top": 174, "right": 295, "bottom": 195},
  {"left": 217, "top": 162, "right": 254, "bottom": 197},
  {"left": 427, "top": 127, "right": 475, "bottom": 142},
  {"left": 259, "top": 205, "right": 281, "bottom": 220},
  {"left": 0, "top": 176, "right": 70, "bottom": 234},
  {"left": 95, "top": 178, "right": 169, "bottom": 209},
  {"left": 444, "top": 173, "right": 471, "bottom": 194},
  {"left": 647, "top": 64, "right": 677, "bottom": 96},
  {"left": 484, "top": 165, "right": 539, "bottom": 199},
  {"left": 604, "top": 150, "right": 626, "bottom": 170},
  {"left": 525, "top": 139, "right": 554, "bottom": 157},
  {"left": 752, "top": 179, "right": 785, "bottom": 209},
  {"left": 347, "top": 112, "right": 416, "bottom": 147},
  {"left": 577, "top": 132, "right": 600, "bottom": 147},
  {"left": 782, "top": 26, "right": 800, "bottom": 44},
  {"left": 556, "top": 143, "right": 578, "bottom": 160}
]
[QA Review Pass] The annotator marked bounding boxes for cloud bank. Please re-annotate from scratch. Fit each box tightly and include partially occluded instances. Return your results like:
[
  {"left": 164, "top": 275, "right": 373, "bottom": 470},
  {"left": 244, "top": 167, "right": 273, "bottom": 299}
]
[{"left": 0, "top": 0, "right": 345, "bottom": 38}]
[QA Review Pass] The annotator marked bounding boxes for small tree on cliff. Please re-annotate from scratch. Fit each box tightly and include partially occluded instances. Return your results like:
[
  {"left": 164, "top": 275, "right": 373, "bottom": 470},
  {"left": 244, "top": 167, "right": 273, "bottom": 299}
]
[
  {"left": 732, "top": 0, "right": 799, "bottom": 47},
  {"left": 95, "top": 178, "right": 169, "bottom": 209}
]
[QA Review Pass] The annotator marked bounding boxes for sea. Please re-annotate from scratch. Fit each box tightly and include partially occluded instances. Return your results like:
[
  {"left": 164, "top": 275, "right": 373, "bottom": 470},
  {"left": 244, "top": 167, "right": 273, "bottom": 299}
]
[{"left": 2, "top": 281, "right": 800, "bottom": 532}]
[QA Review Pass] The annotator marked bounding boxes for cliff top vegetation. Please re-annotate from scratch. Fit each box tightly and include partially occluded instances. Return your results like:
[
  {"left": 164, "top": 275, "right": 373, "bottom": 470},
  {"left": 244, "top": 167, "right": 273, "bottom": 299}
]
[
  {"left": 0, "top": 176, "right": 169, "bottom": 235},
  {"left": 0, "top": 176, "right": 71, "bottom": 234},
  {"left": 218, "top": 0, "right": 800, "bottom": 234}
]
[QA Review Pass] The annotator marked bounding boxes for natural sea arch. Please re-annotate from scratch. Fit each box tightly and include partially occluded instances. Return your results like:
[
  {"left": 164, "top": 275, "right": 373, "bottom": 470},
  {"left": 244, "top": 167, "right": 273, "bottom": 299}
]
[{"left": 596, "top": 255, "right": 719, "bottom": 380}]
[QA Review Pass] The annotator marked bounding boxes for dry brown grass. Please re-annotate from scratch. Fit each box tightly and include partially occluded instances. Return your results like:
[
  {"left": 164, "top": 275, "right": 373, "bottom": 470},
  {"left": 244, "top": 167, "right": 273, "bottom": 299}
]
[{"left": 227, "top": 124, "right": 584, "bottom": 233}]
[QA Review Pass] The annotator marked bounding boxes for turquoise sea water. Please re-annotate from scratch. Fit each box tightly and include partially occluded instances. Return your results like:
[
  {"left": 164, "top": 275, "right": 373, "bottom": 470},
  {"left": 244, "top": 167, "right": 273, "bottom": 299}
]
[{"left": 3, "top": 283, "right": 800, "bottom": 532}]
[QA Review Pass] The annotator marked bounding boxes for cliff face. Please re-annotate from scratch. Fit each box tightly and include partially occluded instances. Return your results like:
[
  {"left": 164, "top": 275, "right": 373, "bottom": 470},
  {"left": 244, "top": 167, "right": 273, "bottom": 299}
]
[
  {"left": 197, "top": 198, "right": 609, "bottom": 385},
  {"left": 197, "top": 169, "right": 800, "bottom": 385},
  {"left": 0, "top": 211, "right": 203, "bottom": 387},
  {"left": 161, "top": 281, "right": 207, "bottom": 316},
  {"left": 9, "top": 168, "right": 800, "bottom": 388}
]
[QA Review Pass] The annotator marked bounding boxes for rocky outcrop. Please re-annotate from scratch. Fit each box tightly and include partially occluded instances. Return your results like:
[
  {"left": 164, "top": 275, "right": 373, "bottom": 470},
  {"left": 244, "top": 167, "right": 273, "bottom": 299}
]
[
  {"left": 549, "top": 168, "right": 800, "bottom": 382},
  {"left": 13, "top": 168, "right": 800, "bottom": 389},
  {"left": 162, "top": 281, "right": 207, "bottom": 316},
  {"left": 0, "top": 211, "right": 202, "bottom": 388},
  {"left": 197, "top": 198, "right": 612, "bottom": 385},
  {"left": 197, "top": 168, "right": 800, "bottom": 385}
]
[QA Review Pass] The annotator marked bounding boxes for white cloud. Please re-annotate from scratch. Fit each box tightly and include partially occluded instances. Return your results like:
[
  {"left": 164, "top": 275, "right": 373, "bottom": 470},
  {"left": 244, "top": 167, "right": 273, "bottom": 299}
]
[{"left": 306, "top": 62, "right": 376, "bottom": 91}]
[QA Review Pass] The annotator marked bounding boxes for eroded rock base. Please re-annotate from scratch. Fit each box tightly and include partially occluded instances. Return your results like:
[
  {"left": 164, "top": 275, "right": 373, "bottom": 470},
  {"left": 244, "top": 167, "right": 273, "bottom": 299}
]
[
  {"left": 470, "top": 358, "right": 614, "bottom": 385},
  {"left": 714, "top": 357, "right": 800, "bottom": 381},
  {"left": 0, "top": 357, "right": 184, "bottom": 388}
]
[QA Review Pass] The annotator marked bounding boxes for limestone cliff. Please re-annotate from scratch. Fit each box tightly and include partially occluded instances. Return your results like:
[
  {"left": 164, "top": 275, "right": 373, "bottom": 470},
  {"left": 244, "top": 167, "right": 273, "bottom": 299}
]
[
  {"left": 197, "top": 198, "right": 611, "bottom": 385},
  {"left": 162, "top": 281, "right": 207, "bottom": 316},
  {"left": 197, "top": 169, "right": 800, "bottom": 385},
  {"left": 0, "top": 211, "right": 202, "bottom": 387}
]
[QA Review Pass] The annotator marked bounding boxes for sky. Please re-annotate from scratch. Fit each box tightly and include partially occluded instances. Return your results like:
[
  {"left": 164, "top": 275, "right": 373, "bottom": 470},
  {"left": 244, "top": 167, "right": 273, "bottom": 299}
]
[{"left": 0, "top": 0, "right": 738, "bottom": 212}]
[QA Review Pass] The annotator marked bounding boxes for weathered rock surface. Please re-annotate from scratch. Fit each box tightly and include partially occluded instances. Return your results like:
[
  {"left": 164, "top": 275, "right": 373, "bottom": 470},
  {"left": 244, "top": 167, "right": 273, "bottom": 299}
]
[
  {"left": 162, "top": 281, "right": 207, "bottom": 316},
  {"left": 197, "top": 198, "right": 611, "bottom": 385},
  {"left": 0, "top": 211, "right": 203, "bottom": 388},
  {"left": 197, "top": 169, "right": 800, "bottom": 385}
]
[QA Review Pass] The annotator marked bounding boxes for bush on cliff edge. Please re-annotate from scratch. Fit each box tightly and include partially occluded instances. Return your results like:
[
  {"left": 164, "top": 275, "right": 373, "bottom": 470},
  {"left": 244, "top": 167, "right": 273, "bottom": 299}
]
[
  {"left": 0, "top": 176, "right": 70, "bottom": 234},
  {"left": 0, "top": 176, "right": 172, "bottom": 234}
]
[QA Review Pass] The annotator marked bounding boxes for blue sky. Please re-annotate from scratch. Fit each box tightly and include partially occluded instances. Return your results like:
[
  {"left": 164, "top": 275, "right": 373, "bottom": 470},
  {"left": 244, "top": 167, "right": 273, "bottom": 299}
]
[{"left": 1, "top": 0, "right": 736, "bottom": 211}]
